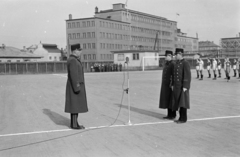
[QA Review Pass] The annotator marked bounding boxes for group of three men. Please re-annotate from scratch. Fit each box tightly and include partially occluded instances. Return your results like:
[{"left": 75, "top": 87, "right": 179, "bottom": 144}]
[{"left": 159, "top": 48, "right": 191, "bottom": 124}]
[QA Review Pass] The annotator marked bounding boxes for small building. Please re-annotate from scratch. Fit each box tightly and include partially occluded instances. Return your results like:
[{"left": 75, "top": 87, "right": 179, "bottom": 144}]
[
  {"left": 33, "top": 43, "right": 62, "bottom": 61},
  {"left": 220, "top": 35, "right": 240, "bottom": 57},
  {"left": 111, "top": 50, "right": 164, "bottom": 70},
  {"left": 0, "top": 44, "right": 42, "bottom": 62}
]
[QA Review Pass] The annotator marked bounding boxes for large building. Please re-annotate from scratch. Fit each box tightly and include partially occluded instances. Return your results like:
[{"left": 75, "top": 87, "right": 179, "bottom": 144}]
[
  {"left": 175, "top": 29, "right": 198, "bottom": 56},
  {"left": 220, "top": 35, "right": 240, "bottom": 57},
  {"left": 66, "top": 3, "right": 178, "bottom": 69}
]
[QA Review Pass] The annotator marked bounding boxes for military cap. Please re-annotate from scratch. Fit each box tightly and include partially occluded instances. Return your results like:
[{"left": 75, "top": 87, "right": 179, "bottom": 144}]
[
  {"left": 165, "top": 50, "right": 173, "bottom": 56},
  {"left": 175, "top": 48, "right": 184, "bottom": 55},
  {"left": 71, "top": 44, "right": 82, "bottom": 51}
]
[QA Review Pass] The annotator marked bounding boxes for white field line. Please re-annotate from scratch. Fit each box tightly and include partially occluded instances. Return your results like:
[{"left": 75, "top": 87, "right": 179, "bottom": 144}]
[{"left": 0, "top": 115, "right": 240, "bottom": 138}]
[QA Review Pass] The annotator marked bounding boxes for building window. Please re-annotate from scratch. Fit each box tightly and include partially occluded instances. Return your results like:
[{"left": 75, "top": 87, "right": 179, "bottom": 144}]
[
  {"left": 93, "top": 54, "right": 96, "bottom": 60},
  {"left": 101, "top": 54, "right": 103, "bottom": 59},
  {"left": 92, "top": 43, "right": 95, "bottom": 49},
  {"left": 77, "top": 33, "right": 80, "bottom": 38},
  {"left": 77, "top": 22, "right": 80, "bottom": 27},
  {"left": 72, "top": 22, "right": 75, "bottom": 28},
  {"left": 88, "top": 43, "right": 91, "bottom": 49},
  {"left": 88, "top": 54, "right": 91, "bottom": 60},
  {"left": 133, "top": 53, "right": 139, "bottom": 60},
  {"left": 16, "top": 60, "right": 20, "bottom": 62},
  {"left": 92, "top": 21, "right": 95, "bottom": 27},
  {"left": 73, "top": 33, "right": 76, "bottom": 39},
  {"left": 49, "top": 56, "right": 52, "bottom": 60},
  {"left": 87, "top": 21, "right": 90, "bottom": 27},
  {"left": 92, "top": 32, "right": 95, "bottom": 38},
  {"left": 83, "top": 21, "right": 86, "bottom": 27},
  {"left": 87, "top": 32, "right": 91, "bottom": 38},
  {"left": 54, "top": 56, "right": 57, "bottom": 61},
  {"left": 84, "top": 54, "right": 87, "bottom": 60},
  {"left": 68, "top": 23, "right": 71, "bottom": 28},
  {"left": 7, "top": 60, "right": 11, "bottom": 62},
  {"left": 83, "top": 44, "right": 86, "bottom": 49},
  {"left": 117, "top": 54, "right": 124, "bottom": 61},
  {"left": 83, "top": 33, "right": 86, "bottom": 38}
]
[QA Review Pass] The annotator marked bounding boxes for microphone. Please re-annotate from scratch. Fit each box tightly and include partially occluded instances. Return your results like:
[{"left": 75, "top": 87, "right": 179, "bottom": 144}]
[{"left": 125, "top": 57, "right": 129, "bottom": 64}]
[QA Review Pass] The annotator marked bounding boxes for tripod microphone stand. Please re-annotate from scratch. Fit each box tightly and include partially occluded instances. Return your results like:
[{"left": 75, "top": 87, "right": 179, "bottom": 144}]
[{"left": 124, "top": 58, "right": 132, "bottom": 125}]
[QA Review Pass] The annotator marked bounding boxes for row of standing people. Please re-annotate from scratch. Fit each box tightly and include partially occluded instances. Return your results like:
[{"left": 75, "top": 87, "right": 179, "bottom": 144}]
[
  {"left": 159, "top": 48, "right": 191, "bottom": 124},
  {"left": 91, "top": 63, "right": 123, "bottom": 72},
  {"left": 195, "top": 58, "right": 240, "bottom": 82}
]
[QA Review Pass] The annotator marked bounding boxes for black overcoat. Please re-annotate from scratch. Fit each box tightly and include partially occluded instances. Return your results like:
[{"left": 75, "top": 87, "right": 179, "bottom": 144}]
[
  {"left": 172, "top": 59, "right": 191, "bottom": 111},
  {"left": 65, "top": 55, "right": 88, "bottom": 113},
  {"left": 159, "top": 61, "right": 174, "bottom": 109}
]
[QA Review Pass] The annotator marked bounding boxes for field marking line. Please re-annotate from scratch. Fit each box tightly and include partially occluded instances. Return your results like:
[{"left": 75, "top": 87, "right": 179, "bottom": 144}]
[{"left": 0, "top": 115, "right": 240, "bottom": 138}]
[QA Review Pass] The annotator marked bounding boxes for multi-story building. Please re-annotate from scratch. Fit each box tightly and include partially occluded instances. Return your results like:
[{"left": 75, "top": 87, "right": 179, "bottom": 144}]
[
  {"left": 220, "top": 35, "right": 240, "bottom": 57},
  {"left": 198, "top": 41, "right": 220, "bottom": 57},
  {"left": 175, "top": 29, "right": 198, "bottom": 56},
  {"left": 66, "top": 3, "right": 177, "bottom": 70}
]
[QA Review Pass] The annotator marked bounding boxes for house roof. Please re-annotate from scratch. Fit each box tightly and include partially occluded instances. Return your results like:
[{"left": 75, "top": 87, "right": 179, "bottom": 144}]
[
  {"left": 199, "top": 41, "right": 219, "bottom": 47},
  {"left": 0, "top": 46, "right": 43, "bottom": 58},
  {"left": 42, "top": 43, "right": 61, "bottom": 53}
]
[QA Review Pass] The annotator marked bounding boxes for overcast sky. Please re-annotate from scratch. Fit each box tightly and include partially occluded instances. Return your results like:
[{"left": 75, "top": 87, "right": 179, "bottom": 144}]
[{"left": 0, "top": 0, "right": 239, "bottom": 49}]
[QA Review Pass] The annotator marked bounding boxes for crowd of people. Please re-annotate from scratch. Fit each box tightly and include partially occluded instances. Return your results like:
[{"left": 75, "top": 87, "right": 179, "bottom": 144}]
[
  {"left": 195, "top": 58, "right": 240, "bottom": 82},
  {"left": 91, "top": 63, "right": 123, "bottom": 72}
]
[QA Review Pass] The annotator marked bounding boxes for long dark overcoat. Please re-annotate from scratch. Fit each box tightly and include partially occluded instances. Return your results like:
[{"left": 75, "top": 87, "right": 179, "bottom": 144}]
[
  {"left": 65, "top": 55, "right": 88, "bottom": 113},
  {"left": 159, "top": 61, "right": 174, "bottom": 109},
  {"left": 172, "top": 59, "right": 191, "bottom": 111}
]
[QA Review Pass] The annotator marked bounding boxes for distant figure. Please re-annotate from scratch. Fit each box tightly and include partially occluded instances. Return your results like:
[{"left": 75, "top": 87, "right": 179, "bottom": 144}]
[
  {"left": 225, "top": 58, "right": 231, "bottom": 82},
  {"left": 159, "top": 50, "right": 176, "bottom": 120},
  {"left": 237, "top": 58, "right": 240, "bottom": 79},
  {"left": 206, "top": 58, "right": 211, "bottom": 78},
  {"left": 195, "top": 59, "right": 200, "bottom": 79},
  {"left": 212, "top": 58, "right": 217, "bottom": 80},
  {"left": 199, "top": 58, "right": 204, "bottom": 80},
  {"left": 217, "top": 59, "right": 222, "bottom": 78},
  {"left": 233, "top": 59, "right": 237, "bottom": 77},
  {"left": 65, "top": 44, "right": 88, "bottom": 129},
  {"left": 172, "top": 48, "right": 191, "bottom": 124}
]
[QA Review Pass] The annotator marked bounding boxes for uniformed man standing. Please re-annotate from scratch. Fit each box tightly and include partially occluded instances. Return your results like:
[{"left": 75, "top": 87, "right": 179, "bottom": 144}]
[
  {"left": 172, "top": 48, "right": 191, "bottom": 124},
  {"left": 212, "top": 58, "right": 217, "bottom": 80},
  {"left": 217, "top": 59, "right": 222, "bottom": 78},
  {"left": 195, "top": 59, "right": 200, "bottom": 79},
  {"left": 206, "top": 58, "right": 211, "bottom": 78},
  {"left": 65, "top": 44, "right": 88, "bottom": 129},
  {"left": 232, "top": 59, "right": 237, "bottom": 77},
  {"left": 199, "top": 58, "right": 204, "bottom": 80},
  {"left": 159, "top": 50, "right": 176, "bottom": 120},
  {"left": 225, "top": 58, "right": 231, "bottom": 82}
]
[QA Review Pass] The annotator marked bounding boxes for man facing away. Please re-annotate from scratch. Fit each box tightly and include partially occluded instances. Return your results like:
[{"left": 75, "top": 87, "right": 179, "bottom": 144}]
[
  {"left": 172, "top": 48, "right": 191, "bottom": 124},
  {"left": 212, "top": 58, "right": 217, "bottom": 80},
  {"left": 159, "top": 50, "right": 176, "bottom": 120},
  {"left": 65, "top": 43, "right": 88, "bottom": 129},
  {"left": 199, "top": 58, "right": 204, "bottom": 80},
  {"left": 206, "top": 58, "right": 211, "bottom": 78}
]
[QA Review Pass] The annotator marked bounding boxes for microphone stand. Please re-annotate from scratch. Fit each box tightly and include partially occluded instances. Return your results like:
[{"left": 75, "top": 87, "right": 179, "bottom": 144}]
[{"left": 124, "top": 61, "right": 132, "bottom": 125}]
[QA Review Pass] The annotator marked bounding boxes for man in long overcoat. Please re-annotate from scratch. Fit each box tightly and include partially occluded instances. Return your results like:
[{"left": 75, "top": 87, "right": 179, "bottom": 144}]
[
  {"left": 159, "top": 50, "right": 176, "bottom": 120},
  {"left": 172, "top": 48, "right": 191, "bottom": 124},
  {"left": 65, "top": 44, "right": 88, "bottom": 129}
]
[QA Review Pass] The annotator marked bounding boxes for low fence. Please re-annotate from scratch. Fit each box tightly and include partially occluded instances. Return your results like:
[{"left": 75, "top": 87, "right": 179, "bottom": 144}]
[{"left": 0, "top": 62, "right": 67, "bottom": 75}]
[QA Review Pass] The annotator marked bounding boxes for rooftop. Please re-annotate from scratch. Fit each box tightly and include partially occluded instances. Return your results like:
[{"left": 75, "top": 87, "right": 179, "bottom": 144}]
[{"left": 0, "top": 46, "right": 42, "bottom": 58}]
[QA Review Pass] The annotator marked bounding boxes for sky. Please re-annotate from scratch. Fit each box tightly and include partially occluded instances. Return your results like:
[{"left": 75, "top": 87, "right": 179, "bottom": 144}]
[{"left": 0, "top": 0, "right": 239, "bottom": 49}]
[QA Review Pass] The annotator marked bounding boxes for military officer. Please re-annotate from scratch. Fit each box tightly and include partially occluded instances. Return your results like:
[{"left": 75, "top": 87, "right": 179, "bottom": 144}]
[
  {"left": 206, "top": 58, "right": 211, "bottom": 78},
  {"left": 65, "top": 44, "right": 88, "bottom": 129},
  {"left": 172, "top": 48, "right": 191, "bottom": 124},
  {"left": 199, "top": 58, "right": 204, "bottom": 80},
  {"left": 212, "top": 58, "right": 217, "bottom": 80},
  {"left": 159, "top": 50, "right": 176, "bottom": 120}
]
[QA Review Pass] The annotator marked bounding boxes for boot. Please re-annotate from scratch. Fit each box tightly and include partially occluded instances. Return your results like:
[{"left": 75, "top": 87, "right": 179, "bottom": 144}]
[
  {"left": 175, "top": 107, "right": 187, "bottom": 124},
  {"left": 213, "top": 74, "right": 217, "bottom": 80},
  {"left": 199, "top": 75, "right": 203, "bottom": 80},
  {"left": 71, "top": 114, "right": 84, "bottom": 129},
  {"left": 163, "top": 109, "right": 171, "bottom": 119},
  {"left": 209, "top": 74, "right": 211, "bottom": 78},
  {"left": 238, "top": 73, "right": 240, "bottom": 79}
]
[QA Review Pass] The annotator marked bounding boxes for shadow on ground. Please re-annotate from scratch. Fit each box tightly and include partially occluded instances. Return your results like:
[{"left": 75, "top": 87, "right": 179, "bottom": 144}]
[
  {"left": 43, "top": 109, "right": 69, "bottom": 127},
  {"left": 114, "top": 104, "right": 166, "bottom": 119}
]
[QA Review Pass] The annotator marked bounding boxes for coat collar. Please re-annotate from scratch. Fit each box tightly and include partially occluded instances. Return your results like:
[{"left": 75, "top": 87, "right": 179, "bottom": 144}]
[{"left": 70, "top": 54, "right": 81, "bottom": 62}]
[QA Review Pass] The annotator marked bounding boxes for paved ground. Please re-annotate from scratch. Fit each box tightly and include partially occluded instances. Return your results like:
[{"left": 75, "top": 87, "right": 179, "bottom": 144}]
[{"left": 0, "top": 70, "right": 240, "bottom": 157}]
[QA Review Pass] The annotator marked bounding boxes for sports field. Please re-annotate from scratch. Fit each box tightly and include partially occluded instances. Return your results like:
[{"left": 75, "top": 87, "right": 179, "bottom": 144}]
[{"left": 0, "top": 70, "right": 240, "bottom": 157}]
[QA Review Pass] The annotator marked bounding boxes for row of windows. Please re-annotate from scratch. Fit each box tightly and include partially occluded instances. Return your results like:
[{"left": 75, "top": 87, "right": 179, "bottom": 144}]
[
  {"left": 199, "top": 47, "right": 218, "bottom": 50},
  {"left": 132, "top": 36, "right": 172, "bottom": 44},
  {"left": 83, "top": 54, "right": 96, "bottom": 60},
  {"left": 100, "top": 54, "right": 113, "bottom": 60},
  {"left": 68, "top": 32, "right": 95, "bottom": 39},
  {"left": 100, "top": 32, "right": 130, "bottom": 40},
  {"left": 127, "top": 12, "right": 173, "bottom": 27},
  {"left": 117, "top": 53, "right": 140, "bottom": 61},
  {"left": 49, "top": 56, "right": 61, "bottom": 60},
  {"left": 99, "top": 21, "right": 130, "bottom": 31},
  {"left": 82, "top": 43, "right": 96, "bottom": 49},
  {"left": 131, "top": 26, "right": 172, "bottom": 36},
  {"left": 68, "top": 21, "right": 95, "bottom": 29}
]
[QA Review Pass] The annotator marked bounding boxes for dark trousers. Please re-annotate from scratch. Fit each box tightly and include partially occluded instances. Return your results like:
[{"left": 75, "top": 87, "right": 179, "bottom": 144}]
[
  {"left": 179, "top": 107, "right": 187, "bottom": 122},
  {"left": 70, "top": 113, "right": 79, "bottom": 128}
]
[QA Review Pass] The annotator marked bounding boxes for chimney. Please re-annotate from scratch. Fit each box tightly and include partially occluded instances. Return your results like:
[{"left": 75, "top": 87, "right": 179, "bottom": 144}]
[
  {"left": 69, "top": 14, "right": 72, "bottom": 20},
  {"left": 95, "top": 7, "right": 98, "bottom": 14}
]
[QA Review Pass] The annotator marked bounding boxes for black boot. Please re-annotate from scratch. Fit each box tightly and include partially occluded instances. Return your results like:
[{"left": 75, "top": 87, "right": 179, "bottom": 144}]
[
  {"left": 200, "top": 75, "right": 203, "bottom": 80},
  {"left": 71, "top": 114, "right": 84, "bottom": 129},
  {"left": 169, "top": 110, "right": 176, "bottom": 120},
  {"left": 175, "top": 107, "right": 187, "bottom": 124},
  {"left": 163, "top": 109, "right": 171, "bottom": 119},
  {"left": 213, "top": 74, "right": 217, "bottom": 80}
]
